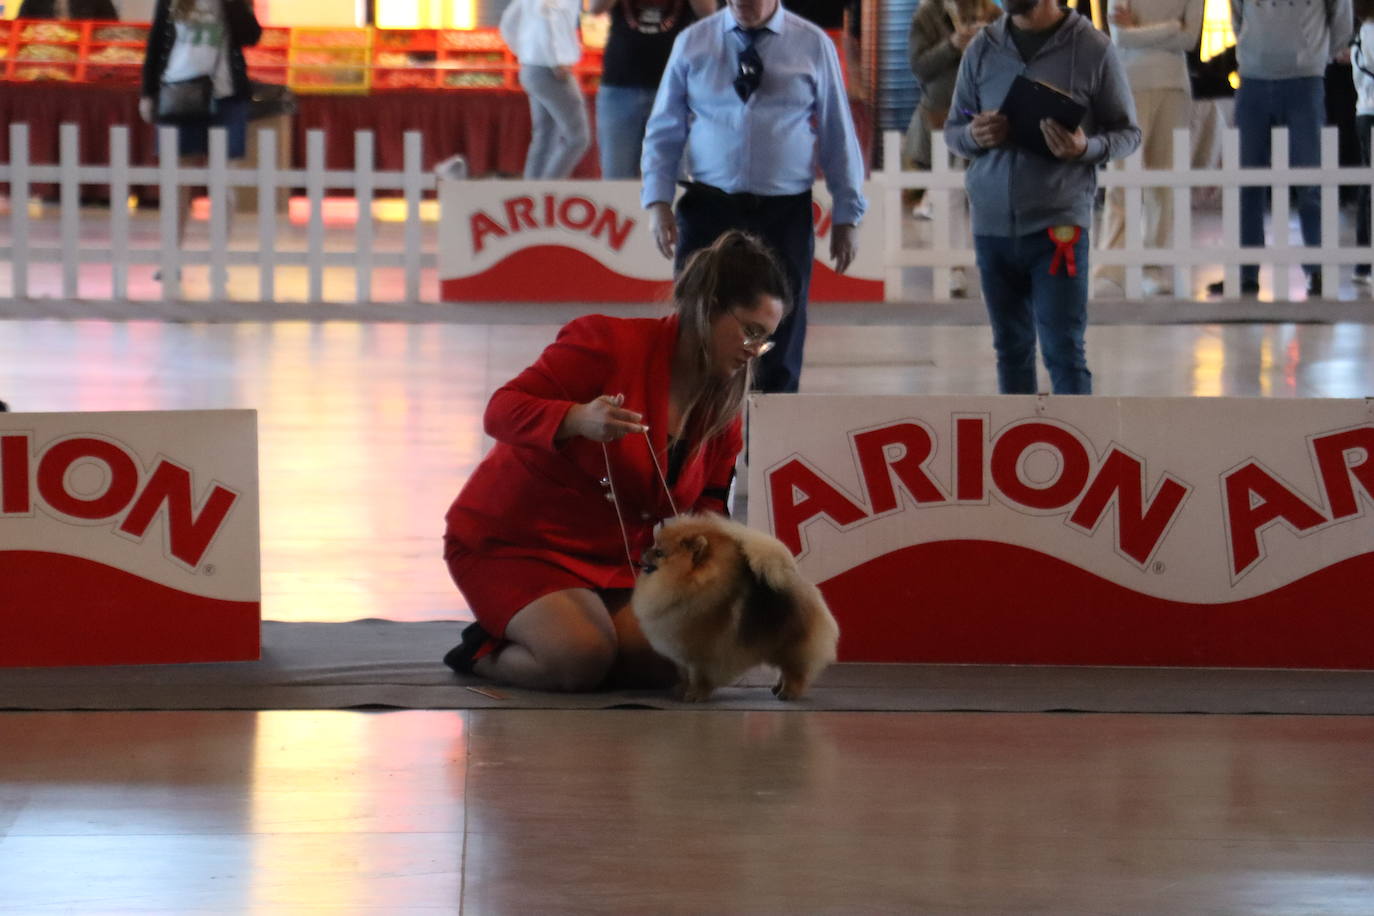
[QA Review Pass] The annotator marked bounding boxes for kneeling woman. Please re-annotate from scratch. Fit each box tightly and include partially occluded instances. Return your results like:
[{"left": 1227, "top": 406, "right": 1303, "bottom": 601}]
[{"left": 442, "top": 230, "right": 790, "bottom": 691}]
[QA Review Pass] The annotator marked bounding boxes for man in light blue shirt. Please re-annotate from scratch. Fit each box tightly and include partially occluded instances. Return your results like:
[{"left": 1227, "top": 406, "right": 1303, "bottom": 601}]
[{"left": 640, "top": 0, "right": 867, "bottom": 394}]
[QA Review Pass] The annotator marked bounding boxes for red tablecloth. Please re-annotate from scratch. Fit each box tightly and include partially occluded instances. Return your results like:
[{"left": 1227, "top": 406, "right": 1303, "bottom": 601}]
[
  {"left": 0, "top": 83, "right": 588, "bottom": 181},
  {"left": 1, "top": 81, "right": 874, "bottom": 184},
  {"left": 1, "top": 84, "right": 151, "bottom": 178},
  {"left": 294, "top": 88, "right": 602, "bottom": 177}
]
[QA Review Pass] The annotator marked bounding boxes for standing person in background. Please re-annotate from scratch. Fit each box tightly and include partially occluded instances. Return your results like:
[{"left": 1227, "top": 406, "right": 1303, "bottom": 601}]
[
  {"left": 1207, "top": 0, "right": 1352, "bottom": 298},
  {"left": 944, "top": 0, "right": 1140, "bottom": 395},
  {"left": 1092, "top": 0, "right": 1203, "bottom": 299},
  {"left": 589, "top": 0, "right": 717, "bottom": 179},
  {"left": 501, "top": 0, "right": 592, "bottom": 179},
  {"left": 139, "top": 0, "right": 261, "bottom": 258},
  {"left": 1350, "top": 0, "right": 1374, "bottom": 289},
  {"left": 906, "top": 0, "right": 999, "bottom": 298},
  {"left": 641, "top": 0, "right": 868, "bottom": 395},
  {"left": 907, "top": 0, "right": 998, "bottom": 214}
]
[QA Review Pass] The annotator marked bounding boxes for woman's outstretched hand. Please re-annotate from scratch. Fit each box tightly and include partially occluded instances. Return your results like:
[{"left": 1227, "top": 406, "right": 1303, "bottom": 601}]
[{"left": 558, "top": 394, "right": 649, "bottom": 442}]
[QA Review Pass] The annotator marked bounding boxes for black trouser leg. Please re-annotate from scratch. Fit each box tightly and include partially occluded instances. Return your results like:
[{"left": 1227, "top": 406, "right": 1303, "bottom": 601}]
[{"left": 674, "top": 185, "right": 814, "bottom": 394}]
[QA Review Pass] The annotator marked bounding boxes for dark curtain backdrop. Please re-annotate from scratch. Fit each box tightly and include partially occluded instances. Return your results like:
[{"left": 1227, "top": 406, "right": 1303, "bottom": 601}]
[{"left": 1, "top": 83, "right": 873, "bottom": 198}]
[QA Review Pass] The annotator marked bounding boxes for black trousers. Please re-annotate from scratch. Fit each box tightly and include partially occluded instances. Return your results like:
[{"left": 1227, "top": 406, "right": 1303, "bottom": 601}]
[
  {"left": 1356, "top": 113, "right": 1373, "bottom": 275},
  {"left": 673, "top": 182, "right": 814, "bottom": 394}
]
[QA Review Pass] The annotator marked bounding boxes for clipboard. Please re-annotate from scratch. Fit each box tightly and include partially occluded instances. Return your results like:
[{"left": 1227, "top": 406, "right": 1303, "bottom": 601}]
[{"left": 1000, "top": 74, "right": 1087, "bottom": 159}]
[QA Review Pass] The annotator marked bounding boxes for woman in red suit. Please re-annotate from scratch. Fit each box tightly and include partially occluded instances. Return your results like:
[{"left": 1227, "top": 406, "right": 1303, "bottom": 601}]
[{"left": 443, "top": 231, "right": 790, "bottom": 691}]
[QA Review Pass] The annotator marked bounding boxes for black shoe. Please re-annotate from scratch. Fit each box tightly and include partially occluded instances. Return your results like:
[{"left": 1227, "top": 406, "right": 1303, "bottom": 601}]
[
  {"left": 1306, "top": 273, "right": 1323, "bottom": 298},
  {"left": 1207, "top": 278, "right": 1260, "bottom": 297},
  {"left": 442, "top": 621, "right": 492, "bottom": 675},
  {"left": 0, "top": 400, "right": 7, "bottom": 412}
]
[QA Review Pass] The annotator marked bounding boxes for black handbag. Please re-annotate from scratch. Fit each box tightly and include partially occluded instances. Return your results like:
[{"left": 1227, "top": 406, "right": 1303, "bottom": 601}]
[
  {"left": 247, "top": 79, "right": 297, "bottom": 120},
  {"left": 157, "top": 75, "right": 216, "bottom": 123}
]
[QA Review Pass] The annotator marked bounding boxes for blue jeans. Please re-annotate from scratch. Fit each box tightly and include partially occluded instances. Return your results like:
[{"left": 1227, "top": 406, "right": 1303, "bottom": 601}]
[
  {"left": 157, "top": 97, "right": 249, "bottom": 159},
  {"left": 519, "top": 65, "right": 590, "bottom": 179},
  {"left": 974, "top": 230, "right": 1092, "bottom": 395},
  {"left": 595, "top": 84, "right": 657, "bottom": 179},
  {"left": 1235, "top": 76, "right": 1324, "bottom": 282}
]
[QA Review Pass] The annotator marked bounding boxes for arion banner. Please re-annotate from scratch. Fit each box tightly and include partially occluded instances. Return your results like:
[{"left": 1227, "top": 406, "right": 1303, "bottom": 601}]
[
  {"left": 747, "top": 395, "right": 1374, "bottom": 667},
  {"left": 0, "top": 411, "right": 260, "bottom": 667},
  {"left": 437, "top": 179, "right": 884, "bottom": 302}
]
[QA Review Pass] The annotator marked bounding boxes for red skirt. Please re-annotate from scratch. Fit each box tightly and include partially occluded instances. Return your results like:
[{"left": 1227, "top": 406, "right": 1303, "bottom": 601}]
[{"left": 444, "top": 536, "right": 606, "bottom": 639}]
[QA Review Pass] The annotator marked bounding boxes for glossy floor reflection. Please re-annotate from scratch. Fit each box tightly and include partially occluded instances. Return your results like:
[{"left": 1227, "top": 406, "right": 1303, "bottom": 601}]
[
  {"left": 3, "top": 316, "right": 1374, "bottom": 912},
  {"left": 2, "top": 710, "right": 1374, "bottom": 914}
]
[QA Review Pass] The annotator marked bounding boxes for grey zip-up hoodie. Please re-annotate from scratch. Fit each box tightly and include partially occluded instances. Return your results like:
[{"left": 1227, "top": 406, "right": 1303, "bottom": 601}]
[
  {"left": 1231, "top": 0, "right": 1352, "bottom": 80},
  {"left": 944, "top": 11, "right": 1140, "bottom": 237}
]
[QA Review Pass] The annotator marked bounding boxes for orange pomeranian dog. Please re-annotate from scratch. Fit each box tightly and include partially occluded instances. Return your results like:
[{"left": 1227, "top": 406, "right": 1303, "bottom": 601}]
[{"left": 631, "top": 514, "right": 840, "bottom": 702}]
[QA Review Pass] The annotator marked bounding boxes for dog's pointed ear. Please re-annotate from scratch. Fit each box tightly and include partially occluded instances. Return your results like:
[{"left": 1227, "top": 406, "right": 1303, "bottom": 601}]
[{"left": 687, "top": 534, "right": 711, "bottom": 568}]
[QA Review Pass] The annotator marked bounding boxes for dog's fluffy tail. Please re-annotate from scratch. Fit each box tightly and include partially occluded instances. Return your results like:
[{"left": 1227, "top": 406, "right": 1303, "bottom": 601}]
[
  {"left": 719, "top": 517, "right": 802, "bottom": 592},
  {"left": 723, "top": 516, "right": 840, "bottom": 660}
]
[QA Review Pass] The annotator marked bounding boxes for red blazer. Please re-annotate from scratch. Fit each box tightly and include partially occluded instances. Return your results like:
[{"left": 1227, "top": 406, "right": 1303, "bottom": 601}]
[{"left": 445, "top": 314, "right": 743, "bottom": 589}]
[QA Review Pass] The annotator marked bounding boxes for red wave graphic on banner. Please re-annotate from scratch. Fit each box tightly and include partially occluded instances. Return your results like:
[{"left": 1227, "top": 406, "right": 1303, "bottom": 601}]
[
  {"left": 810, "top": 261, "right": 885, "bottom": 302},
  {"left": 442, "top": 246, "right": 674, "bottom": 302},
  {"left": 821, "top": 541, "right": 1374, "bottom": 668},
  {"left": 441, "top": 245, "right": 885, "bottom": 303},
  {"left": 0, "top": 550, "right": 260, "bottom": 668}
]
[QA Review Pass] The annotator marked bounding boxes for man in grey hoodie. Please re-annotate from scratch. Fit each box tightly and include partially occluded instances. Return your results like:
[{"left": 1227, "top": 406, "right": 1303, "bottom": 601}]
[
  {"left": 945, "top": 0, "right": 1140, "bottom": 395},
  {"left": 1207, "top": 0, "right": 1352, "bottom": 298}
]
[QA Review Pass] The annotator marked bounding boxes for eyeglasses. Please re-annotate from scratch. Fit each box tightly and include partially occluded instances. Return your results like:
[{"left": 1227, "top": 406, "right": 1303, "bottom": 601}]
[{"left": 728, "top": 310, "right": 776, "bottom": 357}]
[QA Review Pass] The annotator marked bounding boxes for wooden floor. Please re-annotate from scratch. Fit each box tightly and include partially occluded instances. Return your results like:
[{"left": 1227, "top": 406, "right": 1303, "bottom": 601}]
[
  {"left": 3, "top": 316, "right": 1374, "bottom": 913},
  {"left": 4, "top": 710, "right": 1374, "bottom": 914}
]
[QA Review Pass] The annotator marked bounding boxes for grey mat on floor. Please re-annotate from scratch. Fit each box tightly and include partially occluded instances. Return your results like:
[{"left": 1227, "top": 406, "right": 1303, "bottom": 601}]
[{"left": 3, "top": 619, "right": 1374, "bottom": 714}]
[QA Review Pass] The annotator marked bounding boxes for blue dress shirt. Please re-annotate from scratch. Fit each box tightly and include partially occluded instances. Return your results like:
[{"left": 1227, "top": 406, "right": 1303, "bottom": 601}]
[{"left": 639, "top": 4, "right": 868, "bottom": 226}]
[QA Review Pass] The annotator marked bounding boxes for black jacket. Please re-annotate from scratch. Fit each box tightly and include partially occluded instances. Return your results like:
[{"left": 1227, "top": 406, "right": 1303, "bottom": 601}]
[{"left": 140, "top": 0, "right": 262, "bottom": 100}]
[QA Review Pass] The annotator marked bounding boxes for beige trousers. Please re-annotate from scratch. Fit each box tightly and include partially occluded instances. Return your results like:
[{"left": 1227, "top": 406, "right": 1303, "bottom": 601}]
[{"left": 1095, "top": 87, "right": 1191, "bottom": 286}]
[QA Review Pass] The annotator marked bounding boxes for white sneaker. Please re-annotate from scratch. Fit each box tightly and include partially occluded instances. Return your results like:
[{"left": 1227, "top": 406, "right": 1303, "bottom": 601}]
[
  {"left": 949, "top": 266, "right": 967, "bottom": 297},
  {"left": 910, "top": 199, "right": 933, "bottom": 220}
]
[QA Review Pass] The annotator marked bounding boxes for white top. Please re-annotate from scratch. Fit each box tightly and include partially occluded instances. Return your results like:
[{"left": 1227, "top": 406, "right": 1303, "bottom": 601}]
[
  {"left": 161, "top": 0, "right": 235, "bottom": 99},
  {"left": 1354, "top": 21, "right": 1374, "bottom": 115},
  {"left": 1108, "top": 0, "right": 1204, "bottom": 92},
  {"left": 499, "top": 0, "right": 582, "bottom": 68}
]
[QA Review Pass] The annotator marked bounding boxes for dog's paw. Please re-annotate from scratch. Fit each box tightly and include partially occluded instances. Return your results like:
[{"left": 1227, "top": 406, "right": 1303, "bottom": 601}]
[
  {"left": 674, "top": 673, "right": 715, "bottom": 703},
  {"left": 681, "top": 686, "right": 715, "bottom": 702},
  {"left": 772, "top": 676, "right": 806, "bottom": 701}
]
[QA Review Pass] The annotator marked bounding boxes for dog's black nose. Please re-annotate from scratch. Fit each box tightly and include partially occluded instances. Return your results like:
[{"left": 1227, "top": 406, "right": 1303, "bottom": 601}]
[{"left": 638, "top": 563, "right": 657, "bottom": 575}]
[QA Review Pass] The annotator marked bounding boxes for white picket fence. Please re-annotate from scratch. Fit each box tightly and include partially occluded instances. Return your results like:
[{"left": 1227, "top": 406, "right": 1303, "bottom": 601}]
[
  {"left": 1, "top": 122, "right": 433, "bottom": 304},
  {"left": 2, "top": 121, "right": 1373, "bottom": 305},
  {"left": 877, "top": 125, "right": 1374, "bottom": 302}
]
